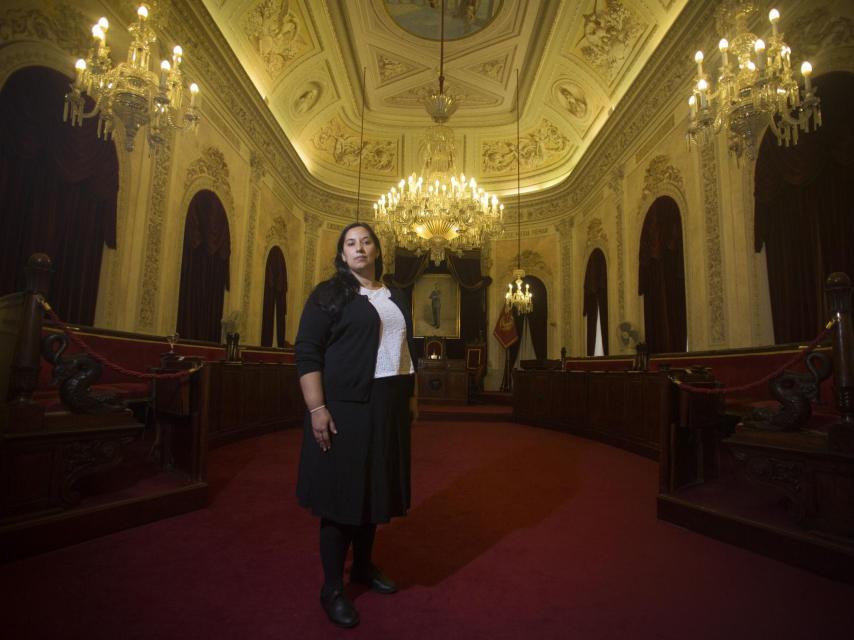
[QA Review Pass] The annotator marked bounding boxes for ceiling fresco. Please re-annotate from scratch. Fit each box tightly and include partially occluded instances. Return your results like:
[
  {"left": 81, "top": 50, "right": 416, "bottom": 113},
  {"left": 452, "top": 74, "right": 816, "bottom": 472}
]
[{"left": 201, "top": 0, "right": 689, "bottom": 197}]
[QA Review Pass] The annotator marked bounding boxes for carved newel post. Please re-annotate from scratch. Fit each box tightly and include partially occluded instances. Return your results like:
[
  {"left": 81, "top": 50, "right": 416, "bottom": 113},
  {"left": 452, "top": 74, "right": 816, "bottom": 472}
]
[{"left": 826, "top": 272, "right": 854, "bottom": 453}]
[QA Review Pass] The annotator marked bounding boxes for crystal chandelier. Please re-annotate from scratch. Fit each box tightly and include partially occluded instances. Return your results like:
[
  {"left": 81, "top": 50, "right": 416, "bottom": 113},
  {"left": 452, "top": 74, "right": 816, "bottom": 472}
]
[
  {"left": 686, "top": 2, "right": 821, "bottom": 161},
  {"left": 505, "top": 69, "right": 532, "bottom": 316},
  {"left": 373, "top": 0, "right": 503, "bottom": 266},
  {"left": 63, "top": 4, "right": 200, "bottom": 152}
]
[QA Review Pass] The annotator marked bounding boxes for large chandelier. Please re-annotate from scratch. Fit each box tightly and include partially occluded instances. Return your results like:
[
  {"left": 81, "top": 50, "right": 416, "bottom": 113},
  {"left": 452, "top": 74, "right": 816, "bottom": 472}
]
[
  {"left": 373, "top": 0, "right": 503, "bottom": 266},
  {"left": 686, "top": 2, "right": 820, "bottom": 161},
  {"left": 505, "top": 69, "right": 532, "bottom": 316},
  {"left": 63, "top": 4, "right": 200, "bottom": 152}
]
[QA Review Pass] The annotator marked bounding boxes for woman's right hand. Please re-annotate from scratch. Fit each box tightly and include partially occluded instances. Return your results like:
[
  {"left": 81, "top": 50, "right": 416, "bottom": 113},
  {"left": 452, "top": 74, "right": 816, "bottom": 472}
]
[{"left": 311, "top": 407, "right": 337, "bottom": 452}]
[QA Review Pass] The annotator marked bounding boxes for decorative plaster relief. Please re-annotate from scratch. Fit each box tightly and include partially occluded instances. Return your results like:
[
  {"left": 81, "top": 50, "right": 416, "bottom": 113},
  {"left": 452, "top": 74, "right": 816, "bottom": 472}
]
[
  {"left": 241, "top": 151, "right": 267, "bottom": 330},
  {"left": 607, "top": 167, "right": 626, "bottom": 322},
  {"left": 468, "top": 55, "right": 508, "bottom": 83},
  {"left": 642, "top": 154, "right": 683, "bottom": 200},
  {"left": 242, "top": 0, "right": 313, "bottom": 79},
  {"left": 293, "top": 82, "right": 322, "bottom": 115},
  {"left": 138, "top": 136, "right": 174, "bottom": 330},
  {"left": 185, "top": 147, "right": 234, "bottom": 211},
  {"left": 376, "top": 53, "right": 417, "bottom": 83},
  {"left": 385, "top": 80, "right": 500, "bottom": 108},
  {"left": 784, "top": 8, "right": 854, "bottom": 63},
  {"left": 0, "top": 2, "right": 89, "bottom": 55},
  {"left": 311, "top": 117, "right": 397, "bottom": 174},
  {"left": 265, "top": 215, "right": 289, "bottom": 246},
  {"left": 481, "top": 119, "right": 573, "bottom": 175},
  {"left": 520, "top": 249, "right": 552, "bottom": 277},
  {"left": 585, "top": 217, "right": 608, "bottom": 250},
  {"left": 556, "top": 219, "right": 574, "bottom": 351},
  {"left": 552, "top": 80, "right": 589, "bottom": 120},
  {"left": 302, "top": 212, "right": 323, "bottom": 300},
  {"left": 700, "top": 144, "right": 727, "bottom": 345},
  {"left": 574, "top": 0, "right": 646, "bottom": 83}
]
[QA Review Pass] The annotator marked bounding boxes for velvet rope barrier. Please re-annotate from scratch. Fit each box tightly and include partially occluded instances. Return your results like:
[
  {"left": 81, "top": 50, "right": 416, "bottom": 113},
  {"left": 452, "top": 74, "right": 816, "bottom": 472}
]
[
  {"left": 38, "top": 296, "right": 196, "bottom": 380},
  {"left": 675, "top": 320, "right": 836, "bottom": 395}
]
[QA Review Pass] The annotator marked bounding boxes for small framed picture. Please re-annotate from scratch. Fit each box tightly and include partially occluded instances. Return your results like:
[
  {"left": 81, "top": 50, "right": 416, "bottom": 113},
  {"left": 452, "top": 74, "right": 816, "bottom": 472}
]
[{"left": 412, "top": 273, "right": 460, "bottom": 338}]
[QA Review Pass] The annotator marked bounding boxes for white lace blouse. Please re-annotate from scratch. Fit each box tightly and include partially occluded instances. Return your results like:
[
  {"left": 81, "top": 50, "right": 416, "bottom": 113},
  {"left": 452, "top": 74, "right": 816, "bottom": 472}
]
[{"left": 360, "top": 285, "right": 414, "bottom": 378}]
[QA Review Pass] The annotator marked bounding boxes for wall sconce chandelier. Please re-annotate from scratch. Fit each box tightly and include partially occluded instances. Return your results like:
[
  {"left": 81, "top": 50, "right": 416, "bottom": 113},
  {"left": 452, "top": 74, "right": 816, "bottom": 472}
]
[
  {"left": 686, "top": 2, "right": 820, "bottom": 161},
  {"left": 505, "top": 69, "right": 532, "bottom": 316},
  {"left": 373, "top": 0, "right": 503, "bottom": 266},
  {"left": 63, "top": 3, "right": 201, "bottom": 152}
]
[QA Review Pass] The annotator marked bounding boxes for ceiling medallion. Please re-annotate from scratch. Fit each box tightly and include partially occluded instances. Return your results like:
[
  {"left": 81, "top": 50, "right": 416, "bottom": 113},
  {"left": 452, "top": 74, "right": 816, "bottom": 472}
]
[{"left": 382, "top": 0, "right": 502, "bottom": 41}]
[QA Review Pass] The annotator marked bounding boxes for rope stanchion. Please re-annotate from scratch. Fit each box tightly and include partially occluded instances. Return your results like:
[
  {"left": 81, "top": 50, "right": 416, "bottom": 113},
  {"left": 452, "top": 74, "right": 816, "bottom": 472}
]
[
  {"left": 38, "top": 296, "right": 197, "bottom": 380},
  {"left": 675, "top": 320, "right": 836, "bottom": 395}
]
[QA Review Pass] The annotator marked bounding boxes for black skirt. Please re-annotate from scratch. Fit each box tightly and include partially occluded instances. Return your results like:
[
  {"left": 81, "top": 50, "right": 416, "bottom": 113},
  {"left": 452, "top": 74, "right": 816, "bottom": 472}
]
[{"left": 296, "top": 374, "right": 413, "bottom": 525}]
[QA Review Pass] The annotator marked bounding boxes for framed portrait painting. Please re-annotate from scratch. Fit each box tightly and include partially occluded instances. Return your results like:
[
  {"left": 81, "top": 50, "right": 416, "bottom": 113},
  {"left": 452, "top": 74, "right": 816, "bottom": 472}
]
[{"left": 412, "top": 274, "right": 460, "bottom": 338}]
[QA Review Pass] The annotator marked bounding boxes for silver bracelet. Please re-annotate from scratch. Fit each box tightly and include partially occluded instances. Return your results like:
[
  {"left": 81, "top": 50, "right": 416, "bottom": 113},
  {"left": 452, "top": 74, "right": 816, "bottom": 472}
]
[{"left": 309, "top": 404, "right": 326, "bottom": 414}]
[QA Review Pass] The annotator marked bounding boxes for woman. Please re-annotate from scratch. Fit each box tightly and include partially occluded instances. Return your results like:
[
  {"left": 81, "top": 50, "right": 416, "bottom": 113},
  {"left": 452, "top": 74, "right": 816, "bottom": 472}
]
[{"left": 295, "top": 222, "right": 417, "bottom": 628}]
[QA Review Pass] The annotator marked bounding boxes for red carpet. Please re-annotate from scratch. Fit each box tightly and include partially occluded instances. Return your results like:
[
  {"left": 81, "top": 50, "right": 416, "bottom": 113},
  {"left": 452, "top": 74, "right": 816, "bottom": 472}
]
[{"left": 3, "top": 414, "right": 852, "bottom": 639}]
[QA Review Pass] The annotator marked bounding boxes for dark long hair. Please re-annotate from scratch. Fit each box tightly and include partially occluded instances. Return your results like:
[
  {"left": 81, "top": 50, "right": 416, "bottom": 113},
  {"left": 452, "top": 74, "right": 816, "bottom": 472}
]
[{"left": 313, "top": 222, "right": 384, "bottom": 316}]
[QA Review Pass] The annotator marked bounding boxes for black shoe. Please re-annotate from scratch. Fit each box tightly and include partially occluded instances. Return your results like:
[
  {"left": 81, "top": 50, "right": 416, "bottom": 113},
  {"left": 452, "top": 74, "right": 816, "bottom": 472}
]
[
  {"left": 320, "top": 587, "right": 359, "bottom": 628},
  {"left": 351, "top": 565, "right": 398, "bottom": 594}
]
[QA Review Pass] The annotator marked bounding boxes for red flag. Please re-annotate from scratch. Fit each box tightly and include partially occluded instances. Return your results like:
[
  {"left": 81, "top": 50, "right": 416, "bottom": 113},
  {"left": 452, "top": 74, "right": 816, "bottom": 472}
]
[{"left": 493, "top": 306, "right": 519, "bottom": 349}]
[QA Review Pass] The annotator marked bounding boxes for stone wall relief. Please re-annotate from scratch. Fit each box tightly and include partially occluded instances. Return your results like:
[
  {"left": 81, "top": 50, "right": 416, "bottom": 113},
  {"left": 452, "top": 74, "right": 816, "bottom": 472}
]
[
  {"left": 185, "top": 146, "right": 235, "bottom": 214},
  {"left": 481, "top": 119, "right": 573, "bottom": 176},
  {"left": 373, "top": 49, "right": 424, "bottom": 85},
  {"left": 699, "top": 143, "right": 727, "bottom": 345},
  {"left": 552, "top": 79, "right": 590, "bottom": 121},
  {"left": 606, "top": 166, "right": 626, "bottom": 328},
  {"left": 311, "top": 116, "right": 397, "bottom": 175},
  {"left": 777, "top": 7, "right": 854, "bottom": 68},
  {"left": 585, "top": 217, "right": 608, "bottom": 251},
  {"left": 556, "top": 218, "right": 574, "bottom": 354},
  {"left": 0, "top": 2, "right": 90, "bottom": 60},
  {"left": 292, "top": 81, "right": 322, "bottom": 116},
  {"left": 467, "top": 54, "right": 510, "bottom": 84},
  {"left": 572, "top": 0, "right": 647, "bottom": 84},
  {"left": 242, "top": 0, "right": 313, "bottom": 79},
  {"left": 385, "top": 79, "right": 500, "bottom": 108}
]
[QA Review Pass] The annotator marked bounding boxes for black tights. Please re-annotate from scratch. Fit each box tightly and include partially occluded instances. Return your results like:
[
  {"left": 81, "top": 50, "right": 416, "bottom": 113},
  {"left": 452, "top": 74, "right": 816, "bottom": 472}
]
[{"left": 319, "top": 518, "right": 376, "bottom": 591}]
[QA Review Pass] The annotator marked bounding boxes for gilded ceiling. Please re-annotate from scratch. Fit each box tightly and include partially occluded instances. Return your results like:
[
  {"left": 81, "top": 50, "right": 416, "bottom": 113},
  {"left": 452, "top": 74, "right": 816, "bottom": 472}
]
[{"left": 201, "top": 0, "right": 689, "bottom": 198}]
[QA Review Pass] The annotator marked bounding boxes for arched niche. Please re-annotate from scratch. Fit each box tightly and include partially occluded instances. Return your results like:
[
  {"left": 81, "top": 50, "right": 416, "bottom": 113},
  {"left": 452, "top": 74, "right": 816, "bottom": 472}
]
[
  {"left": 176, "top": 189, "right": 231, "bottom": 342},
  {"left": 261, "top": 245, "right": 288, "bottom": 347},
  {"left": 638, "top": 196, "right": 686, "bottom": 354},
  {"left": 583, "top": 248, "right": 608, "bottom": 356}
]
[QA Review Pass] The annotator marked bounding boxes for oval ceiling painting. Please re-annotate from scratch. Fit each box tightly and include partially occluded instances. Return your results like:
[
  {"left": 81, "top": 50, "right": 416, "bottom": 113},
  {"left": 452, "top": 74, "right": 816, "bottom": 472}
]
[{"left": 383, "top": 0, "right": 503, "bottom": 41}]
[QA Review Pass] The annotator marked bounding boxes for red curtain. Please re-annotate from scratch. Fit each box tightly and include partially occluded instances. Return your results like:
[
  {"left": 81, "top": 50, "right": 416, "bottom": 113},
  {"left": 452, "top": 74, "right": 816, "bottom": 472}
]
[
  {"left": 754, "top": 72, "right": 854, "bottom": 344},
  {"left": 0, "top": 66, "right": 118, "bottom": 325},
  {"left": 639, "top": 196, "right": 686, "bottom": 354},
  {"left": 584, "top": 248, "right": 609, "bottom": 356},
  {"left": 261, "top": 246, "right": 287, "bottom": 347},
  {"left": 176, "top": 190, "right": 230, "bottom": 342}
]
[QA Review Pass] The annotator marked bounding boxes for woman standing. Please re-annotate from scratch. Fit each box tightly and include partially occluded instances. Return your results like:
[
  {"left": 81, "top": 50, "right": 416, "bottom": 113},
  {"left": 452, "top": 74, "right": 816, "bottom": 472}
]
[{"left": 295, "top": 222, "right": 416, "bottom": 628}]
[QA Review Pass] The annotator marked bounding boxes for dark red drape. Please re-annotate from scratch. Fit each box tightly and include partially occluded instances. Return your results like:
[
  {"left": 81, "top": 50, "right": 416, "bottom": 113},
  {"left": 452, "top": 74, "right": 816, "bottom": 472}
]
[
  {"left": 0, "top": 66, "right": 118, "bottom": 325},
  {"left": 639, "top": 196, "right": 686, "bottom": 354},
  {"left": 176, "top": 190, "right": 230, "bottom": 343},
  {"left": 754, "top": 72, "right": 854, "bottom": 344},
  {"left": 261, "top": 246, "right": 287, "bottom": 347},
  {"left": 584, "top": 248, "right": 609, "bottom": 356}
]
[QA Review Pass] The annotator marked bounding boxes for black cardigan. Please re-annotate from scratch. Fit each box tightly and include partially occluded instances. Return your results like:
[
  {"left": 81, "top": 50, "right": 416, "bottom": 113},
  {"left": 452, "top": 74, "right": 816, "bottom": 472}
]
[{"left": 295, "top": 286, "right": 417, "bottom": 402}]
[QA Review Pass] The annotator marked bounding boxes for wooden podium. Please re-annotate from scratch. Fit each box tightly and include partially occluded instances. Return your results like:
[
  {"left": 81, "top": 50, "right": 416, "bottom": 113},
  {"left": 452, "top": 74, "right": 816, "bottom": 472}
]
[{"left": 418, "top": 357, "right": 468, "bottom": 404}]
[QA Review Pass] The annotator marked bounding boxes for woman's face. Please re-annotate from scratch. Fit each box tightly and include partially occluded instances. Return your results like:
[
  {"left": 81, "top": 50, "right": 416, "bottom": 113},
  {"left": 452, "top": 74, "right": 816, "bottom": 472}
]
[{"left": 340, "top": 225, "right": 378, "bottom": 277}]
